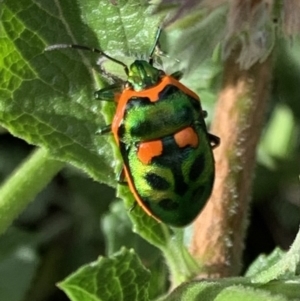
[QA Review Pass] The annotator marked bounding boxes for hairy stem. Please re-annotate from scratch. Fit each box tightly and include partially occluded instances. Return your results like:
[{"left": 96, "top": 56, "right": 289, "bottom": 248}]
[
  {"left": 0, "top": 147, "right": 64, "bottom": 235},
  {"left": 190, "top": 50, "right": 273, "bottom": 277}
]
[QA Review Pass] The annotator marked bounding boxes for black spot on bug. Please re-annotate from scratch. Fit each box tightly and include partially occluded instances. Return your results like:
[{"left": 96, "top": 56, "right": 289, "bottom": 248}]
[
  {"left": 125, "top": 96, "right": 151, "bottom": 111},
  {"left": 153, "top": 136, "right": 189, "bottom": 196},
  {"left": 190, "top": 174, "right": 214, "bottom": 208},
  {"left": 174, "top": 176, "right": 188, "bottom": 196},
  {"left": 189, "top": 153, "right": 205, "bottom": 182},
  {"left": 145, "top": 173, "right": 170, "bottom": 190},
  {"left": 130, "top": 119, "right": 153, "bottom": 137},
  {"left": 159, "top": 85, "right": 200, "bottom": 111},
  {"left": 158, "top": 84, "right": 178, "bottom": 100},
  {"left": 159, "top": 198, "right": 179, "bottom": 211},
  {"left": 118, "top": 123, "right": 126, "bottom": 140}
]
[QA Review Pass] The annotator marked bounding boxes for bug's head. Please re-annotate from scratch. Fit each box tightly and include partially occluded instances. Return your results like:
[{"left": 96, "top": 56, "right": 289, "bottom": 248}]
[{"left": 127, "top": 60, "right": 163, "bottom": 91}]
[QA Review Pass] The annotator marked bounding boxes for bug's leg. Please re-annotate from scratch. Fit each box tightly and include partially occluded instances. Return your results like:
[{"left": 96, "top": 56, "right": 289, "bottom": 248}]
[
  {"left": 117, "top": 168, "right": 137, "bottom": 212},
  {"left": 129, "top": 202, "right": 137, "bottom": 213},
  {"left": 202, "top": 110, "right": 208, "bottom": 118},
  {"left": 209, "top": 134, "right": 220, "bottom": 149},
  {"left": 96, "top": 124, "right": 112, "bottom": 135},
  {"left": 117, "top": 167, "right": 127, "bottom": 185},
  {"left": 149, "top": 27, "right": 162, "bottom": 63},
  {"left": 95, "top": 84, "right": 122, "bottom": 135},
  {"left": 94, "top": 84, "right": 122, "bottom": 101},
  {"left": 148, "top": 28, "right": 181, "bottom": 68}
]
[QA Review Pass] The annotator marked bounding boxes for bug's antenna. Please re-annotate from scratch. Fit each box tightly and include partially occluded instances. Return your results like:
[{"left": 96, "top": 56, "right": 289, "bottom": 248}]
[
  {"left": 149, "top": 28, "right": 162, "bottom": 58},
  {"left": 45, "top": 44, "right": 129, "bottom": 75},
  {"left": 148, "top": 28, "right": 180, "bottom": 65},
  {"left": 148, "top": 28, "right": 162, "bottom": 65}
]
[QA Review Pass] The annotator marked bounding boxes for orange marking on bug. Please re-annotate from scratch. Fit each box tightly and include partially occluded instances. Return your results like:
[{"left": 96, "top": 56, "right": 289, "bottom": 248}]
[
  {"left": 119, "top": 76, "right": 199, "bottom": 103},
  {"left": 174, "top": 127, "right": 199, "bottom": 148},
  {"left": 137, "top": 140, "right": 163, "bottom": 164},
  {"left": 111, "top": 75, "right": 200, "bottom": 139}
]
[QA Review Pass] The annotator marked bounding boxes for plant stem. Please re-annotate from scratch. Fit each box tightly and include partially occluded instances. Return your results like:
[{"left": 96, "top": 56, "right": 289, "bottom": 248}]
[
  {"left": 189, "top": 50, "right": 273, "bottom": 277},
  {"left": 0, "top": 147, "right": 65, "bottom": 235},
  {"left": 162, "top": 229, "right": 200, "bottom": 287}
]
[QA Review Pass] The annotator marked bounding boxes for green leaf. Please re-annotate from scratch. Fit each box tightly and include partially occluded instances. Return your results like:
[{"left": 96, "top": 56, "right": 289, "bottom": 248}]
[
  {"left": 251, "top": 229, "right": 300, "bottom": 283},
  {"left": 101, "top": 200, "right": 159, "bottom": 259},
  {"left": 162, "top": 5, "right": 227, "bottom": 74},
  {"left": 258, "top": 104, "right": 296, "bottom": 169},
  {"left": 80, "top": 0, "right": 162, "bottom": 56},
  {"left": 0, "top": 0, "right": 162, "bottom": 187},
  {"left": 119, "top": 185, "right": 171, "bottom": 248},
  {"left": 101, "top": 199, "right": 138, "bottom": 256},
  {"left": 261, "top": 279, "right": 300, "bottom": 300},
  {"left": 117, "top": 187, "right": 201, "bottom": 286},
  {"left": 213, "top": 285, "right": 289, "bottom": 301},
  {"left": 58, "top": 248, "right": 151, "bottom": 301},
  {"left": 245, "top": 248, "right": 285, "bottom": 277},
  {"left": 161, "top": 278, "right": 300, "bottom": 301}
]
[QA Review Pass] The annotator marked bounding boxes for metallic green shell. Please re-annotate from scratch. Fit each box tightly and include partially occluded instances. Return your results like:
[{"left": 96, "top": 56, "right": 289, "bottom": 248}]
[{"left": 118, "top": 83, "right": 215, "bottom": 227}]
